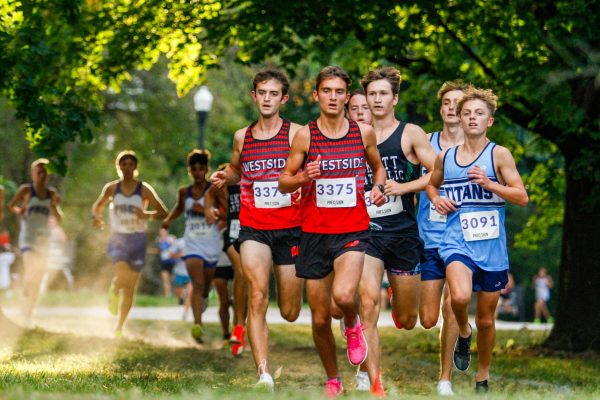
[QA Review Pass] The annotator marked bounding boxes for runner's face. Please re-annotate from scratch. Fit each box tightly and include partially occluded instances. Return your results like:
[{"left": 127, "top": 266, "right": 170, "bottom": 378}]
[
  {"left": 460, "top": 99, "right": 494, "bottom": 137},
  {"left": 347, "top": 94, "right": 372, "bottom": 125},
  {"left": 313, "top": 77, "right": 349, "bottom": 117},
  {"left": 440, "top": 90, "right": 464, "bottom": 126},
  {"left": 252, "top": 79, "right": 288, "bottom": 118},
  {"left": 365, "top": 79, "right": 398, "bottom": 118},
  {"left": 31, "top": 165, "right": 48, "bottom": 185},
  {"left": 188, "top": 163, "right": 208, "bottom": 184},
  {"left": 118, "top": 158, "right": 137, "bottom": 180}
]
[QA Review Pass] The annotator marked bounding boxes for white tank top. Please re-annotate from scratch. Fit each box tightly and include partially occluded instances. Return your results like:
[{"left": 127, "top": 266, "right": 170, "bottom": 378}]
[
  {"left": 109, "top": 182, "right": 147, "bottom": 234},
  {"left": 19, "top": 185, "right": 52, "bottom": 249},
  {"left": 184, "top": 185, "right": 219, "bottom": 239}
]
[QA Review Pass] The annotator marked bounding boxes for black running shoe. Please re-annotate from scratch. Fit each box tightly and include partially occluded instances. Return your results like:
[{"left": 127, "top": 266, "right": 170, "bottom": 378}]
[
  {"left": 453, "top": 324, "right": 472, "bottom": 371},
  {"left": 475, "top": 380, "right": 489, "bottom": 393}
]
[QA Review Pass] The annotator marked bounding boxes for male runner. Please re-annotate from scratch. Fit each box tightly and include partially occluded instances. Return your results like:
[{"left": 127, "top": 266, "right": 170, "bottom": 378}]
[
  {"left": 9, "top": 159, "right": 63, "bottom": 322},
  {"left": 162, "top": 149, "right": 221, "bottom": 343},
  {"left": 418, "top": 80, "right": 470, "bottom": 396},
  {"left": 357, "top": 67, "right": 436, "bottom": 396},
  {"left": 347, "top": 89, "right": 372, "bottom": 125},
  {"left": 278, "top": 65, "right": 386, "bottom": 397},
  {"left": 92, "top": 151, "right": 168, "bottom": 336},
  {"left": 427, "top": 87, "right": 528, "bottom": 393},
  {"left": 210, "top": 68, "right": 304, "bottom": 390}
]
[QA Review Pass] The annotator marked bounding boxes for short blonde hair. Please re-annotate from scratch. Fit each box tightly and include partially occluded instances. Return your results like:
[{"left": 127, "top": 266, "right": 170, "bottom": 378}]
[
  {"left": 437, "top": 80, "right": 472, "bottom": 100},
  {"left": 31, "top": 158, "right": 50, "bottom": 170},
  {"left": 457, "top": 87, "right": 498, "bottom": 116},
  {"left": 361, "top": 67, "right": 402, "bottom": 95}
]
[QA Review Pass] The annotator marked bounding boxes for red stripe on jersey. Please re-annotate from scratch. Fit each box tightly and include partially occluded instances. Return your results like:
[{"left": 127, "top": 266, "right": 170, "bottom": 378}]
[
  {"left": 301, "top": 119, "right": 370, "bottom": 233},
  {"left": 239, "top": 119, "right": 301, "bottom": 230}
]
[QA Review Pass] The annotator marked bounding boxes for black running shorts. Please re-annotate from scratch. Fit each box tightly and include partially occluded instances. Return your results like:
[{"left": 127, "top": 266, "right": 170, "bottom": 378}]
[
  {"left": 238, "top": 226, "right": 300, "bottom": 266},
  {"left": 296, "top": 230, "right": 370, "bottom": 279}
]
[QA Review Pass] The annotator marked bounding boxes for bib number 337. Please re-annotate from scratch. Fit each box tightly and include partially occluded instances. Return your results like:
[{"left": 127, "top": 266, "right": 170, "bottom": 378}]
[
  {"left": 253, "top": 181, "right": 291, "bottom": 208},
  {"left": 460, "top": 210, "right": 500, "bottom": 242}
]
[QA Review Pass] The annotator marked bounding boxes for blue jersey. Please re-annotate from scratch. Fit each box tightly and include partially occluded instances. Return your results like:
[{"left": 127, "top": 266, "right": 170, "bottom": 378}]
[
  {"left": 417, "top": 132, "right": 447, "bottom": 249},
  {"left": 438, "top": 142, "right": 508, "bottom": 272}
]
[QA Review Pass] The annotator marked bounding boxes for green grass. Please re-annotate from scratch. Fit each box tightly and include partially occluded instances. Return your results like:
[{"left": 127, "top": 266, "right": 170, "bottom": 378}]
[{"left": 1, "top": 317, "right": 599, "bottom": 399}]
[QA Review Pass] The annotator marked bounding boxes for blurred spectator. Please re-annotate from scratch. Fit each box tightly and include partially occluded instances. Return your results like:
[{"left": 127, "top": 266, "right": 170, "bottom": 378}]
[
  {"left": 157, "top": 228, "right": 177, "bottom": 297},
  {"left": 533, "top": 267, "right": 554, "bottom": 323}
]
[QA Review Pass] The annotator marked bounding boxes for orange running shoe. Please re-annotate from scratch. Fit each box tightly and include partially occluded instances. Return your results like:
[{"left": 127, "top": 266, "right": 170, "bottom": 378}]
[
  {"left": 230, "top": 324, "right": 245, "bottom": 356},
  {"left": 371, "top": 369, "right": 387, "bottom": 397}
]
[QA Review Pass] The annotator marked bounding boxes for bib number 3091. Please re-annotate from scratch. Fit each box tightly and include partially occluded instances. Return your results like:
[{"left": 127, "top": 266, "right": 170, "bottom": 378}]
[
  {"left": 460, "top": 210, "right": 500, "bottom": 242},
  {"left": 316, "top": 178, "right": 356, "bottom": 208}
]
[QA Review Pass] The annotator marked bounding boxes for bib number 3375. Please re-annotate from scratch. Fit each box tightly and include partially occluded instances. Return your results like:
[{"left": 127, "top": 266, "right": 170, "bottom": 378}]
[
  {"left": 460, "top": 210, "right": 500, "bottom": 242},
  {"left": 316, "top": 178, "right": 356, "bottom": 208}
]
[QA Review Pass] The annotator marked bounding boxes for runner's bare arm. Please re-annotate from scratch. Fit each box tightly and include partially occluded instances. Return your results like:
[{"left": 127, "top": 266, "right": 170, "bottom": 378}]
[
  {"left": 361, "top": 124, "right": 386, "bottom": 206},
  {"left": 8, "top": 184, "right": 29, "bottom": 215},
  {"left": 204, "top": 184, "right": 227, "bottom": 225},
  {"left": 387, "top": 125, "right": 437, "bottom": 195},
  {"left": 162, "top": 187, "right": 186, "bottom": 229},
  {"left": 468, "top": 145, "right": 528, "bottom": 206},
  {"left": 426, "top": 150, "right": 456, "bottom": 215},
  {"left": 211, "top": 129, "right": 244, "bottom": 188},
  {"left": 49, "top": 188, "right": 64, "bottom": 223},
  {"left": 140, "top": 183, "right": 169, "bottom": 220},
  {"left": 91, "top": 181, "right": 116, "bottom": 228},
  {"left": 279, "top": 126, "right": 311, "bottom": 193}
]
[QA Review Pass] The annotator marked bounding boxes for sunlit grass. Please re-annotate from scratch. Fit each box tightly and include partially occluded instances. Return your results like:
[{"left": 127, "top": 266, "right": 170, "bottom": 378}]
[{"left": 1, "top": 318, "right": 599, "bottom": 399}]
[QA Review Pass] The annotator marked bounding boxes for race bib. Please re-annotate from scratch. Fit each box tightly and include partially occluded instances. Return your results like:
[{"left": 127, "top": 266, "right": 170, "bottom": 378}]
[
  {"left": 429, "top": 203, "right": 447, "bottom": 223},
  {"left": 460, "top": 210, "right": 500, "bottom": 242},
  {"left": 229, "top": 218, "right": 240, "bottom": 240},
  {"left": 187, "top": 219, "right": 214, "bottom": 237},
  {"left": 253, "top": 181, "right": 291, "bottom": 208},
  {"left": 315, "top": 178, "right": 356, "bottom": 208},
  {"left": 365, "top": 191, "right": 403, "bottom": 218}
]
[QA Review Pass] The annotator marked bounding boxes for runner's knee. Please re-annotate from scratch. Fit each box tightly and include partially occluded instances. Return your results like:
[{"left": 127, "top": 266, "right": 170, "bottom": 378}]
[{"left": 476, "top": 315, "right": 495, "bottom": 331}]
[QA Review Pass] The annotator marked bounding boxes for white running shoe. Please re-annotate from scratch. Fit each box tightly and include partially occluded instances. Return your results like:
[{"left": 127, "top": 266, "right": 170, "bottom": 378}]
[
  {"left": 355, "top": 371, "right": 370, "bottom": 391},
  {"left": 255, "top": 373, "right": 274, "bottom": 392},
  {"left": 436, "top": 380, "right": 454, "bottom": 396}
]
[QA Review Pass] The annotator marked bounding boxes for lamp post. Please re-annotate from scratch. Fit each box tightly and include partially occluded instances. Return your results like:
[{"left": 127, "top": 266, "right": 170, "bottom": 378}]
[{"left": 193, "top": 85, "right": 214, "bottom": 149}]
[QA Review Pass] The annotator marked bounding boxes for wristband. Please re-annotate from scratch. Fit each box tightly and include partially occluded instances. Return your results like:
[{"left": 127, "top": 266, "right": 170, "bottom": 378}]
[{"left": 377, "top": 184, "right": 385, "bottom": 193}]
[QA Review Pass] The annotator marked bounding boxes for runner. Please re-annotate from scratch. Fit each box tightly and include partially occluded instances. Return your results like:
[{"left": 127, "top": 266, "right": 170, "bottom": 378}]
[
  {"left": 207, "top": 165, "right": 248, "bottom": 356},
  {"left": 91, "top": 150, "right": 168, "bottom": 336},
  {"left": 427, "top": 87, "right": 528, "bottom": 393},
  {"left": 345, "top": 87, "right": 372, "bottom": 391},
  {"left": 9, "top": 158, "right": 64, "bottom": 323},
  {"left": 418, "top": 80, "right": 470, "bottom": 396},
  {"left": 162, "top": 149, "right": 221, "bottom": 343},
  {"left": 212, "top": 243, "right": 234, "bottom": 343},
  {"left": 278, "top": 65, "right": 386, "bottom": 397},
  {"left": 356, "top": 66, "right": 436, "bottom": 396},
  {"left": 347, "top": 89, "right": 372, "bottom": 125},
  {"left": 210, "top": 68, "right": 304, "bottom": 390},
  {"left": 532, "top": 267, "right": 553, "bottom": 323}
]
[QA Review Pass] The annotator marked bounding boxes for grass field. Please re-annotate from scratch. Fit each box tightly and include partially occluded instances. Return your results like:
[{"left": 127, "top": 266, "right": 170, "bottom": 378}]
[{"left": 1, "top": 312, "right": 599, "bottom": 399}]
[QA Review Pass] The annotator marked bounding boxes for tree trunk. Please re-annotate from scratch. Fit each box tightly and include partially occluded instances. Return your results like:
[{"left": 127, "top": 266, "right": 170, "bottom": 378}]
[{"left": 545, "top": 148, "right": 600, "bottom": 351}]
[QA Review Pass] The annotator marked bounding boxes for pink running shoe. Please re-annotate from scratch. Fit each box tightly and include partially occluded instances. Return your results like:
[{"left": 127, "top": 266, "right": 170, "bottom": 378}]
[
  {"left": 345, "top": 317, "right": 368, "bottom": 366},
  {"left": 325, "top": 377, "right": 344, "bottom": 398}
]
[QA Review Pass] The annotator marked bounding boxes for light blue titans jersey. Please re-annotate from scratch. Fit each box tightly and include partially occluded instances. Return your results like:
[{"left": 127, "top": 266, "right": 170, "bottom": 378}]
[
  {"left": 418, "top": 132, "right": 447, "bottom": 249},
  {"left": 438, "top": 142, "right": 508, "bottom": 271}
]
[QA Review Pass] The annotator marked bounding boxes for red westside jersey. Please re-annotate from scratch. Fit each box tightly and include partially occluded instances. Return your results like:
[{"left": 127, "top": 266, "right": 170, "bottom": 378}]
[
  {"left": 239, "top": 119, "right": 301, "bottom": 230},
  {"left": 301, "top": 119, "right": 369, "bottom": 234}
]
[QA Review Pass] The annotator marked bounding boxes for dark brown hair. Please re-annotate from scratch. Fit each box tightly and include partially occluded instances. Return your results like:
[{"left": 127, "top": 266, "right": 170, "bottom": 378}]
[
  {"left": 253, "top": 67, "right": 290, "bottom": 96},
  {"left": 360, "top": 67, "right": 402, "bottom": 94},
  {"left": 315, "top": 66, "right": 352, "bottom": 91}
]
